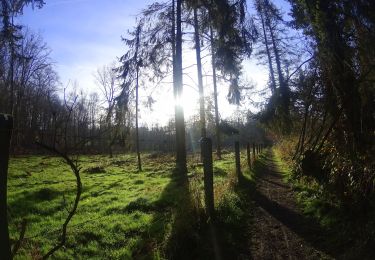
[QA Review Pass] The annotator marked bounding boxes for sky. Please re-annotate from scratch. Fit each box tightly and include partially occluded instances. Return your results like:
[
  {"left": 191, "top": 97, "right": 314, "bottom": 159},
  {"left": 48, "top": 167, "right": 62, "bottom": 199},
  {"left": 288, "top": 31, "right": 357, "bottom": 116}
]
[{"left": 18, "top": 0, "right": 290, "bottom": 127}]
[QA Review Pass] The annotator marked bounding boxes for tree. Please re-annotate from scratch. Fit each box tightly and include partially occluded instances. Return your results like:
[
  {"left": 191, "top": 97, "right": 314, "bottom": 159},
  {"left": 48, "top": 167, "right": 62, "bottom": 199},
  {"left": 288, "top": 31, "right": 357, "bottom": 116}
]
[
  {"left": 288, "top": 0, "right": 375, "bottom": 159},
  {"left": 254, "top": 0, "right": 292, "bottom": 125},
  {"left": 0, "top": 27, "right": 61, "bottom": 151},
  {"left": 134, "top": 25, "right": 142, "bottom": 171},
  {"left": 1, "top": 0, "right": 45, "bottom": 114},
  {"left": 183, "top": 1, "right": 208, "bottom": 141},
  {"left": 36, "top": 89, "right": 83, "bottom": 260},
  {"left": 136, "top": 0, "right": 256, "bottom": 173},
  {"left": 126, "top": 1, "right": 188, "bottom": 175},
  {"left": 119, "top": 21, "right": 144, "bottom": 171},
  {"left": 94, "top": 63, "right": 120, "bottom": 157},
  {"left": 254, "top": 0, "right": 277, "bottom": 93},
  {"left": 200, "top": 0, "right": 257, "bottom": 158},
  {"left": 142, "top": 0, "right": 188, "bottom": 176},
  {"left": 174, "top": 0, "right": 187, "bottom": 176},
  {"left": 270, "top": 1, "right": 375, "bottom": 234},
  {"left": 209, "top": 24, "right": 222, "bottom": 158},
  {"left": 193, "top": 7, "right": 206, "bottom": 138}
]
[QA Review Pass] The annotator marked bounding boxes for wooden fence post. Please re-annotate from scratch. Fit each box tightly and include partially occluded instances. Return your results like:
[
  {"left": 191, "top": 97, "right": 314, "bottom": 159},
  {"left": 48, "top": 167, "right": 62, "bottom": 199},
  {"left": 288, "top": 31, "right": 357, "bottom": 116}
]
[
  {"left": 246, "top": 142, "right": 251, "bottom": 171},
  {"left": 201, "top": 137, "right": 214, "bottom": 217},
  {"left": 252, "top": 142, "right": 256, "bottom": 161},
  {"left": 0, "top": 114, "right": 13, "bottom": 259},
  {"left": 235, "top": 141, "right": 241, "bottom": 182}
]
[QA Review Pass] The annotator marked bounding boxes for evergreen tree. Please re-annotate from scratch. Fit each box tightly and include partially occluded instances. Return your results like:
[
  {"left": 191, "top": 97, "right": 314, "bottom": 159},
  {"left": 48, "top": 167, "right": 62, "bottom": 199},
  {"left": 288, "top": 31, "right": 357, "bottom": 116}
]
[{"left": 118, "top": 21, "right": 144, "bottom": 171}]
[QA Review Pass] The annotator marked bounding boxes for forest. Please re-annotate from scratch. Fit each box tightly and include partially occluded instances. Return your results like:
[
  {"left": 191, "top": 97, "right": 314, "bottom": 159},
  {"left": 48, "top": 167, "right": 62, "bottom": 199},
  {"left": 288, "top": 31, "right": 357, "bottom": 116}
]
[{"left": 0, "top": 0, "right": 374, "bottom": 259}]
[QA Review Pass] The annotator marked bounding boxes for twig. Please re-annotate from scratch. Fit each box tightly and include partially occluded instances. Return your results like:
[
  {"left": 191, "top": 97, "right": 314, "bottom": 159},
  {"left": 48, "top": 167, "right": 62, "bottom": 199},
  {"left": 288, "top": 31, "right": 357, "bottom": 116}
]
[{"left": 11, "top": 219, "right": 27, "bottom": 258}]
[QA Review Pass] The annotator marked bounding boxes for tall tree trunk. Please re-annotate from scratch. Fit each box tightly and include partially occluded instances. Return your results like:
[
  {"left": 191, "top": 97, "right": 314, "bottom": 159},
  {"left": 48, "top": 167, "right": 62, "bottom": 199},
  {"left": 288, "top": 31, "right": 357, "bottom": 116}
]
[
  {"left": 2, "top": 0, "right": 14, "bottom": 115},
  {"left": 268, "top": 26, "right": 284, "bottom": 93},
  {"left": 9, "top": 44, "right": 14, "bottom": 116},
  {"left": 135, "top": 25, "right": 142, "bottom": 172},
  {"left": 209, "top": 8, "right": 222, "bottom": 159},
  {"left": 135, "top": 71, "right": 141, "bottom": 171},
  {"left": 0, "top": 114, "right": 12, "bottom": 260},
  {"left": 193, "top": 8, "right": 206, "bottom": 138},
  {"left": 174, "top": 0, "right": 187, "bottom": 176},
  {"left": 108, "top": 123, "right": 113, "bottom": 158},
  {"left": 172, "top": 0, "right": 176, "bottom": 91},
  {"left": 259, "top": 4, "right": 277, "bottom": 94},
  {"left": 266, "top": 15, "right": 289, "bottom": 114}
]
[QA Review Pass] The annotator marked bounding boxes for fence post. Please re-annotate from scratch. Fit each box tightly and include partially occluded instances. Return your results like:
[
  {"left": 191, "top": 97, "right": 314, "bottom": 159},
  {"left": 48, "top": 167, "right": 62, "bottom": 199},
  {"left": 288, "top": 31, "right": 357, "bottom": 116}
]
[
  {"left": 201, "top": 137, "right": 214, "bottom": 217},
  {"left": 235, "top": 141, "right": 241, "bottom": 183},
  {"left": 0, "top": 114, "right": 13, "bottom": 259},
  {"left": 252, "top": 142, "right": 256, "bottom": 161},
  {"left": 246, "top": 142, "right": 251, "bottom": 171}
]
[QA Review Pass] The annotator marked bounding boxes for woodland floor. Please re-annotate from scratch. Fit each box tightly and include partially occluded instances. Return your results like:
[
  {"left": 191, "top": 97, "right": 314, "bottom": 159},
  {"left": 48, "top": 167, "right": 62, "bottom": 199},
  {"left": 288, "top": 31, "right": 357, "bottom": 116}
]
[{"left": 246, "top": 150, "right": 336, "bottom": 260}]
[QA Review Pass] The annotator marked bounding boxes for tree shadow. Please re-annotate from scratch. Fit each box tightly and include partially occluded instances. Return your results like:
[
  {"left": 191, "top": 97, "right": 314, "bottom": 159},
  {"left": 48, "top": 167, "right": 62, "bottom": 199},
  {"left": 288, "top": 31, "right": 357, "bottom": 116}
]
[
  {"left": 252, "top": 189, "right": 340, "bottom": 257},
  {"left": 132, "top": 174, "right": 217, "bottom": 259},
  {"left": 133, "top": 166, "right": 257, "bottom": 259},
  {"left": 247, "top": 154, "right": 344, "bottom": 258},
  {"left": 218, "top": 174, "right": 256, "bottom": 259},
  {"left": 8, "top": 188, "right": 68, "bottom": 217},
  {"left": 255, "top": 175, "right": 290, "bottom": 189}
]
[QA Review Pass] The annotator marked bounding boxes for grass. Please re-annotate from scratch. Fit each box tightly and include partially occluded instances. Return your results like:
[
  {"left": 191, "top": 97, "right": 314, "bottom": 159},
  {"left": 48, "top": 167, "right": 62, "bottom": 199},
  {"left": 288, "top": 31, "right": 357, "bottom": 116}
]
[
  {"left": 8, "top": 151, "right": 251, "bottom": 259},
  {"left": 273, "top": 147, "right": 338, "bottom": 223},
  {"left": 273, "top": 148, "right": 341, "bottom": 223}
]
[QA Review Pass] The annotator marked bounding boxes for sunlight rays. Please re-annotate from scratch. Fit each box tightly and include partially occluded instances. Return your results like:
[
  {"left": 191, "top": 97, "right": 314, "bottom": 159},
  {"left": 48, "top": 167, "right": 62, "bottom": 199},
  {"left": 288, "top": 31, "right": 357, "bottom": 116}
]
[{"left": 173, "top": 87, "right": 200, "bottom": 119}]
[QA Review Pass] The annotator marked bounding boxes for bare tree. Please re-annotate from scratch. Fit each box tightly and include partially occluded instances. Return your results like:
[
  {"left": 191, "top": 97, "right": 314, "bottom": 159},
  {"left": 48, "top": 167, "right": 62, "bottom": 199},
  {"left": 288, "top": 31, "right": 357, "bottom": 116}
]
[
  {"left": 94, "top": 63, "right": 120, "bottom": 157},
  {"left": 36, "top": 90, "right": 83, "bottom": 259}
]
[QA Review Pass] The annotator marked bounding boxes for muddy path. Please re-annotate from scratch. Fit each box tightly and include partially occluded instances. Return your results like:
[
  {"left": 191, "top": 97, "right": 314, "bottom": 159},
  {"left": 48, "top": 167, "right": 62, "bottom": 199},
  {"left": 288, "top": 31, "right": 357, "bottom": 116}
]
[{"left": 247, "top": 150, "right": 337, "bottom": 260}]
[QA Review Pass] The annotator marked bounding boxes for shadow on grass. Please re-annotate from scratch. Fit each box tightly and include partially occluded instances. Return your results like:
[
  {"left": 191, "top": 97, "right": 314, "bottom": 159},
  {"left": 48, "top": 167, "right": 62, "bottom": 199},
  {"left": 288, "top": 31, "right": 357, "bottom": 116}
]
[
  {"left": 8, "top": 188, "right": 66, "bottom": 216},
  {"left": 132, "top": 174, "right": 214, "bottom": 259},
  {"left": 213, "top": 167, "right": 228, "bottom": 177},
  {"left": 214, "top": 173, "right": 256, "bottom": 259},
  {"left": 133, "top": 167, "right": 257, "bottom": 259}
]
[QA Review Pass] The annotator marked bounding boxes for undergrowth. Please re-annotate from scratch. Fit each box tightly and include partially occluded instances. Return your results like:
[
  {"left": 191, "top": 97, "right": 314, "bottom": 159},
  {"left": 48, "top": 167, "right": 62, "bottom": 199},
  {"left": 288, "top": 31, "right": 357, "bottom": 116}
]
[{"left": 273, "top": 146, "right": 375, "bottom": 259}]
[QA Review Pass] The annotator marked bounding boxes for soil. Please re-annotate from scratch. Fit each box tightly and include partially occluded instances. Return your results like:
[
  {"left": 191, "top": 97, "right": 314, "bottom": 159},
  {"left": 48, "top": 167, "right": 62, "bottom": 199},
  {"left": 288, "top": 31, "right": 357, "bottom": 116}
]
[{"left": 248, "top": 150, "right": 336, "bottom": 260}]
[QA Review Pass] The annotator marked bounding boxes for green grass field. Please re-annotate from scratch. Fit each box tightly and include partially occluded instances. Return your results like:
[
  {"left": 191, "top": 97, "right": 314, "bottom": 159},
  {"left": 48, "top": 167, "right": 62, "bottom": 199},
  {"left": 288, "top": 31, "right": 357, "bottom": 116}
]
[{"left": 8, "top": 152, "right": 246, "bottom": 259}]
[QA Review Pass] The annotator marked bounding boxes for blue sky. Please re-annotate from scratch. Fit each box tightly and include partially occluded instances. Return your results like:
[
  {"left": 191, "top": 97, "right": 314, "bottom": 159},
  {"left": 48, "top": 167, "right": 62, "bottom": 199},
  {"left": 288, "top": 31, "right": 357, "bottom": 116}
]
[
  {"left": 18, "top": 0, "right": 291, "bottom": 126},
  {"left": 19, "top": 0, "right": 153, "bottom": 91}
]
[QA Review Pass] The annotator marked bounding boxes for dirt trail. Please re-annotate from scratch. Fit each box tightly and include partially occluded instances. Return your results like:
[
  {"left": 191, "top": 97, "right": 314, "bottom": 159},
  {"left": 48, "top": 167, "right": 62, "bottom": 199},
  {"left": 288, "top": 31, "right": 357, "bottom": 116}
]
[{"left": 249, "top": 150, "right": 335, "bottom": 260}]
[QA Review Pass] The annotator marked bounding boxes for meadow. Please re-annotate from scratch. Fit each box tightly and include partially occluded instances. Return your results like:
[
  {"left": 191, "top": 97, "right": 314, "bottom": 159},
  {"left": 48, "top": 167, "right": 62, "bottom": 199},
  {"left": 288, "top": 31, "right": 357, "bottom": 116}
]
[{"left": 7, "top": 151, "right": 249, "bottom": 259}]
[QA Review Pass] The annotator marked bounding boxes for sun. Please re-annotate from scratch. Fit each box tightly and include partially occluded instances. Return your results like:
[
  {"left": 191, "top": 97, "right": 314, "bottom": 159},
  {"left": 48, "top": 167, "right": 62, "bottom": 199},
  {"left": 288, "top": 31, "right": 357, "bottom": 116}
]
[
  {"left": 138, "top": 86, "right": 200, "bottom": 127},
  {"left": 176, "top": 87, "right": 200, "bottom": 119}
]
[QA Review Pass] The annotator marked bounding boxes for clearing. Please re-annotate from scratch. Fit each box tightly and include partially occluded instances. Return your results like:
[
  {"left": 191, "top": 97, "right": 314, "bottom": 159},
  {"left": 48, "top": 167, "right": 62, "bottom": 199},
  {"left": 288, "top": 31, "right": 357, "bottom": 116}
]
[{"left": 7, "top": 152, "right": 240, "bottom": 259}]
